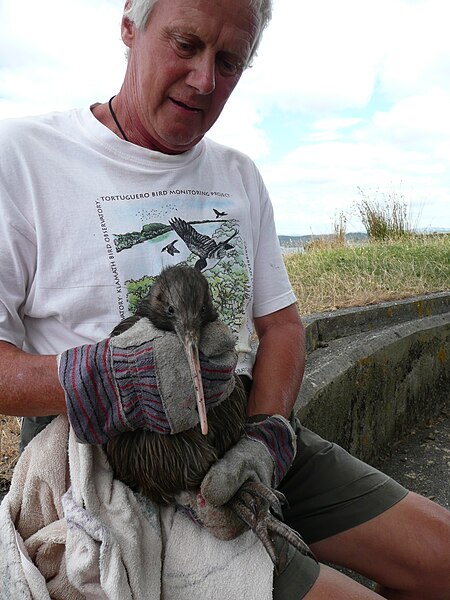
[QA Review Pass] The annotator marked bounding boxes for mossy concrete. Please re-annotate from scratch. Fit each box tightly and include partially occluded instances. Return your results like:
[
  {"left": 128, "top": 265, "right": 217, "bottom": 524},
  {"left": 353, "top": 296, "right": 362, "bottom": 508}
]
[{"left": 295, "top": 293, "right": 450, "bottom": 464}]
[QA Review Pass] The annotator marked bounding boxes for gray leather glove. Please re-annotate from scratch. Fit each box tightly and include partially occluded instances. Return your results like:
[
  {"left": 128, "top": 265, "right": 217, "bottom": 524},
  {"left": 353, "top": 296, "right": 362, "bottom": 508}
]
[
  {"left": 201, "top": 414, "right": 297, "bottom": 506},
  {"left": 58, "top": 318, "right": 236, "bottom": 444}
]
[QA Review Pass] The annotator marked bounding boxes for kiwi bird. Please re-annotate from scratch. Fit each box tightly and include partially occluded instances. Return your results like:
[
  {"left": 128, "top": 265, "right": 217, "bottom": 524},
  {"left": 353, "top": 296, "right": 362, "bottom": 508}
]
[
  {"left": 110, "top": 264, "right": 216, "bottom": 435},
  {"left": 105, "top": 264, "right": 313, "bottom": 568}
]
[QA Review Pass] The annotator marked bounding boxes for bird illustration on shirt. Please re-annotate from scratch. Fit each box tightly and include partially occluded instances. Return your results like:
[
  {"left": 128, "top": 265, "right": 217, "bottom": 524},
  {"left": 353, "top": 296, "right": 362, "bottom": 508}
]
[
  {"left": 169, "top": 217, "right": 237, "bottom": 271},
  {"left": 161, "top": 239, "right": 180, "bottom": 256}
]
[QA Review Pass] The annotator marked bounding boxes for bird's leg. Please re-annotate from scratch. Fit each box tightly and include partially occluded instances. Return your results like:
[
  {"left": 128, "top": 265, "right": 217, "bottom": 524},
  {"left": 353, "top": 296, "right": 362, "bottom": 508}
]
[
  {"left": 227, "top": 481, "right": 316, "bottom": 572},
  {"left": 229, "top": 494, "right": 278, "bottom": 565}
]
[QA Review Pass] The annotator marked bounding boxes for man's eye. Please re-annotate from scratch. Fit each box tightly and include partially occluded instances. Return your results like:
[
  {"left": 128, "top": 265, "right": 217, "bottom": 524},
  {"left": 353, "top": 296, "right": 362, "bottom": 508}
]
[
  {"left": 218, "top": 54, "right": 244, "bottom": 77},
  {"left": 174, "top": 37, "right": 195, "bottom": 55}
]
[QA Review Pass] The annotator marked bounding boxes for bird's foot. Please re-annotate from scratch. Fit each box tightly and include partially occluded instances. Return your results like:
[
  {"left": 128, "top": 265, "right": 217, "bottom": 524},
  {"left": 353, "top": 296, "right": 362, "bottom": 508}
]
[{"left": 227, "top": 481, "right": 316, "bottom": 572}]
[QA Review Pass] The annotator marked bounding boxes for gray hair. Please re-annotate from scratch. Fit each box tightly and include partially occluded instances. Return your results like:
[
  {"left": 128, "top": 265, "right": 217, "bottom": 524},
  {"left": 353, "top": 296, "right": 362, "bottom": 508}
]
[{"left": 124, "top": 0, "right": 272, "bottom": 65}]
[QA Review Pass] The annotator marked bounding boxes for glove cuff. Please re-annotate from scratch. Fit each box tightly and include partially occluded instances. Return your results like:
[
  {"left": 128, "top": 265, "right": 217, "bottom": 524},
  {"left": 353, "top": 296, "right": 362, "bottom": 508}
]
[
  {"left": 58, "top": 339, "right": 128, "bottom": 444},
  {"left": 244, "top": 415, "right": 297, "bottom": 487}
]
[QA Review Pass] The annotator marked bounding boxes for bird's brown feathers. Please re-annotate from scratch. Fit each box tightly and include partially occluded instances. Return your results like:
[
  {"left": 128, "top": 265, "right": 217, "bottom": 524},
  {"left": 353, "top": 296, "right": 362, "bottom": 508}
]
[{"left": 104, "top": 377, "right": 247, "bottom": 504}]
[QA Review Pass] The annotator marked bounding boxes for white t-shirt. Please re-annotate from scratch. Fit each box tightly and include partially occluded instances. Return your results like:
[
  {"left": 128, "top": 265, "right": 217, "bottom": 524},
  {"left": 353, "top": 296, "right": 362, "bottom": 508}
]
[{"left": 0, "top": 106, "right": 296, "bottom": 375}]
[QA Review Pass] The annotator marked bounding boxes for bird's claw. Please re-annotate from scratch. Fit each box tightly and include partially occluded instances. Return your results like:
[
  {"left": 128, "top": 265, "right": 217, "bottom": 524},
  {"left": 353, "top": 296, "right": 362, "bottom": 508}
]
[{"left": 227, "top": 481, "right": 316, "bottom": 572}]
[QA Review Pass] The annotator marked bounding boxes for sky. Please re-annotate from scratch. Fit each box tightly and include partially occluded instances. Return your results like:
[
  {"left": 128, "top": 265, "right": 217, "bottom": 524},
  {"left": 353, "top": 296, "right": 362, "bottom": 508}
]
[{"left": 1, "top": 0, "right": 449, "bottom": 236}]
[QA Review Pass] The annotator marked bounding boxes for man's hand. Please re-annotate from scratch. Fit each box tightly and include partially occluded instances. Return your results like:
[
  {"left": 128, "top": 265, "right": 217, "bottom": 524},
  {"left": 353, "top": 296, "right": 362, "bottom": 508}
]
[
  {"left": 201, "top": 414, "right": 297, "bottom": 506},
  {"left": 58, "top": 318, "right": 237, "bottom": 444}
]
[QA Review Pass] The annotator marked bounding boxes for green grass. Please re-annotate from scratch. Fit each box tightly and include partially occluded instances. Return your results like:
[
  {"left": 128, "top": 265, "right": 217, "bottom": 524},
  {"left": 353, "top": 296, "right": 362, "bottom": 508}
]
[{"left": 284, "top": 235, "right": 450, "bottom": 315}]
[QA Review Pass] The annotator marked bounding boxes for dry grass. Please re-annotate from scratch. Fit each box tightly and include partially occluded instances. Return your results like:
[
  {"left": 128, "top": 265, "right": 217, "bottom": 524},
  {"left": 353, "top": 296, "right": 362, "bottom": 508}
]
[
  {"left": 285, "top": 234, "right": 450, "bottom": 315},
  {"left": 355, "top": 186, "right": 416, "bottom": 240},
  {"left": 0, "top": 415, "right": 20, "bottom": 490},
  {"left": 304, "top": 212, "right": 348, "bottom": 252}
]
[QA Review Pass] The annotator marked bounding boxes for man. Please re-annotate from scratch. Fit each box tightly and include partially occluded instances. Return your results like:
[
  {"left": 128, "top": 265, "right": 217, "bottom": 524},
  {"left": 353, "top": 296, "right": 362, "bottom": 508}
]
[{"left": 0, "top": 0, "right": 449, "bottom": 598}]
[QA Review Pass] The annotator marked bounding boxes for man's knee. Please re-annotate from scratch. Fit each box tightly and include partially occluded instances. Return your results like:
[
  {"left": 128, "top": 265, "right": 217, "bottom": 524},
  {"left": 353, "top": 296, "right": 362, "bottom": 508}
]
[{"left": 395, "top": 493, "right": 450, "bottom": 598}]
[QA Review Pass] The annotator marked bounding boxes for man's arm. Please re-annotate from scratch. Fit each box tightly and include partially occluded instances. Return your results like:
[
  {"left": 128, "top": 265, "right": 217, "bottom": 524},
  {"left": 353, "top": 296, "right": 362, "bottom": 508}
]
[
  {"left": 0, "top": 341, "right": 66, "bottom": 416},
  {"left": 247, "top": 302, "right": 306, "bottom": 419}
]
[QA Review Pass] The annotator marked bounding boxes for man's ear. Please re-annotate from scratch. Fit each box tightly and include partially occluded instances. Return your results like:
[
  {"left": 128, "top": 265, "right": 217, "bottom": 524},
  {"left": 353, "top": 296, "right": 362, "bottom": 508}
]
[{"left": 121, "top": 2, "right": 135, "bottom": 48}]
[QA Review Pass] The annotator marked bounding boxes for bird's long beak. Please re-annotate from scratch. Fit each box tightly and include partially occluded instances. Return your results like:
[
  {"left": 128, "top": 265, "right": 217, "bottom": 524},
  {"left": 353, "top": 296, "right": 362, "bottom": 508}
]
[{"left": 184, "top": 338, "right": 208, "bottom": 435}]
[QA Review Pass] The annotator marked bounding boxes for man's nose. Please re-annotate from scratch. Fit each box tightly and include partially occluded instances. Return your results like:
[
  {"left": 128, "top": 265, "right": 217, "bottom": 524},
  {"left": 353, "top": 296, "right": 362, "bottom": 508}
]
[{"left": 186, "top": 52, "right": 216, "bottom": 95}]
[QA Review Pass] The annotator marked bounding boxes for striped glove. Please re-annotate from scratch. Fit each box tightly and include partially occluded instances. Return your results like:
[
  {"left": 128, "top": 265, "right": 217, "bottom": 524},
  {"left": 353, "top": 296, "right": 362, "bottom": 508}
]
[
  {"left": 58, "top": 318, "right": 237, "bottom": 444},
  {"left": 200, "top": 414, "right": 297, "bottom": 506}
]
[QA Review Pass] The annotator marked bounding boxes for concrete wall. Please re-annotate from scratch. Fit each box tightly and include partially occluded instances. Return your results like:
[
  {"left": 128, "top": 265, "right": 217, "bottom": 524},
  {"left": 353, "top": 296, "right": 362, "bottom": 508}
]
[{"left": 295, "top": 292, "right": 450, "bottom": 464}]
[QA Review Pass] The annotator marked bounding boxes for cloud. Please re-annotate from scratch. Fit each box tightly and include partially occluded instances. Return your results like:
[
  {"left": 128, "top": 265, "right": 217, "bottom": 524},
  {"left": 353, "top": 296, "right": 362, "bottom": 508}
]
[
  {"left": 235, "top": 0, "right": 389, "bottom": 114},
  {"left": 218, "top": 0, "right": 450, "bottom": 234},
  {"left": 208, "top": 94, "right": 271, "bottom": 159},
  {"left": 0, "top": 0, "right": 125, "bottom": 118},
  {"left": 0, "top": 0, "right": 448, "bottom": 234},
  {"left": 373, "top": 90, "right": 450, "bottom": 147},
  {"left": 378, "top": 0, "right": 450, "bottom": 100},
  {"left": 256, "top": 90, "right": 450, "bottom": 235}
]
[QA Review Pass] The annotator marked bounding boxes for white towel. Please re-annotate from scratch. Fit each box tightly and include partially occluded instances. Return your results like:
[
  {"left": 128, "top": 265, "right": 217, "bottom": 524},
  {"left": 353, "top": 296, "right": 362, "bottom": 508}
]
[
  {"left": 0, "top": 416, "right": 274, "bottom": 599},
  {"left": 161, "top": 506, "right": 273, "bottom": 599},
  {"left": 0, "top": 415, "right": 76, "bottom": 600}
]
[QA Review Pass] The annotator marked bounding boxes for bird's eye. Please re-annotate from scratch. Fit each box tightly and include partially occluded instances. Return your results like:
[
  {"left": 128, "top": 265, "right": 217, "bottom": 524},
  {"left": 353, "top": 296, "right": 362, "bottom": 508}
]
[{"left": 167, "top": 305, "right": 175, "bottom": 316}]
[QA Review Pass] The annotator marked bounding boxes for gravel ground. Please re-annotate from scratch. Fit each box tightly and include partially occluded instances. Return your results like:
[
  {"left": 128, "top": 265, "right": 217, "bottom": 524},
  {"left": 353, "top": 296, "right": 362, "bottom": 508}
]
[
  {"left": 333, "top": 408, "right": 450, "bottom": 588},
  {"left": 377, "top": 409, "right": 449, "bottom": 509}
]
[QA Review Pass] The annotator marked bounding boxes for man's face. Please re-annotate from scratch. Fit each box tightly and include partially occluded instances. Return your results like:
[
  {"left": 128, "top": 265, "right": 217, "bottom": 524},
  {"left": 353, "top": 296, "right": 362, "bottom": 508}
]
[{"left": 122, "top": 0, "right": 259, "bottom": 153}]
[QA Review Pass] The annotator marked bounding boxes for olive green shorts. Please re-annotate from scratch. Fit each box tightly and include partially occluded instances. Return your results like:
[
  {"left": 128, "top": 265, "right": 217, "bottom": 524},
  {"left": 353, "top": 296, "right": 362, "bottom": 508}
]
[
  {"left": 20, "top": 415, "right": 57, "bottom": 453},
  {"left": 272, "top": 420, "right": 408, "bottom": 599}
]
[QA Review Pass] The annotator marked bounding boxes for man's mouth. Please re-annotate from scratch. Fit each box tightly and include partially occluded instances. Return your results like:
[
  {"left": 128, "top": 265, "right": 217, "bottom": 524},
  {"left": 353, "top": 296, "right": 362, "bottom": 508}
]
[{"left": 170, "top": 98, "right": 202, "bottom": 112}]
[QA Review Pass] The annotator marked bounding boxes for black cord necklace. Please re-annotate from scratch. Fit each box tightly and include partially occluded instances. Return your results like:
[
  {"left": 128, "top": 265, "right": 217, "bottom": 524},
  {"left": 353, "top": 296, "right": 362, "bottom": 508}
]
[{"left": 108, "top": 96, "right": 129, "bottom": 142}]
